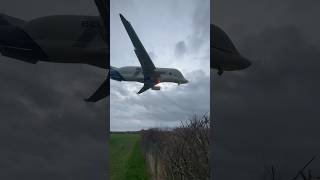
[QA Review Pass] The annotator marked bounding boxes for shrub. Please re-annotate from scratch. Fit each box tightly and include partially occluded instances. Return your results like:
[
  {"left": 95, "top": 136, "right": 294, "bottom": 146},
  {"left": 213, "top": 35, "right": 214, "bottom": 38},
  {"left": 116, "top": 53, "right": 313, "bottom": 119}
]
[{"left": 141, "top": 115, "right": 210, "bottom": 180}]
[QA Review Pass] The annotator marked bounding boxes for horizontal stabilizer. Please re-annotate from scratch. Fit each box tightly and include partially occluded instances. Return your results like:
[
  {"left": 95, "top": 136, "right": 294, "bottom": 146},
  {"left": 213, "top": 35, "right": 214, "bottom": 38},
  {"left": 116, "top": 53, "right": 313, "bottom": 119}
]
[
  {"left": 110, "top": 66, "right": 124, "bottom": 81},
  {"left": 137, "top": 83, "right": 153, "bottom": 94},
  {"left": 85, "top": 78, "right": 109, "bottom": 102}
]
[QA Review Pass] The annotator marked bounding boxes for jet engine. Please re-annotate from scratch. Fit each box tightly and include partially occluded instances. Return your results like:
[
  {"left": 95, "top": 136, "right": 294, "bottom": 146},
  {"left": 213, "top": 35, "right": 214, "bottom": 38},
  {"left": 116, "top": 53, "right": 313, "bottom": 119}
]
[{"left": 151, "top": 86, "right": 161, "bottom": 90}]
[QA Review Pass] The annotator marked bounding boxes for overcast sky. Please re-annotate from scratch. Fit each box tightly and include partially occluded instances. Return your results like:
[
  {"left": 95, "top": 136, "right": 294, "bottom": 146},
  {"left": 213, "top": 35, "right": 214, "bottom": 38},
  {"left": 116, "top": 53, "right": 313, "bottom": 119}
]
[
  {"left": 110, "top": 0, "right": 210, "bottom": 131},
  {"left": 212, "top": 0, "right": 320, "bottom": 179},
  {"left": 0, "top": 1, "right": 107, "bottom": 179}
]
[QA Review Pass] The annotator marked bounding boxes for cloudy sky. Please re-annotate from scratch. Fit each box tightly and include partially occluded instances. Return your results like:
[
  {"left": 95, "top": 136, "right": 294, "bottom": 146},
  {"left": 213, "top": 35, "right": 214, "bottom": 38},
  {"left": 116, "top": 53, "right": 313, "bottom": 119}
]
[
  {"left": 212, "top": 0, "right": 320, "bottom": 179},
  {"left": 110, "top": 0, "right": 210, "bottom": 131},
  {"left": 0, "top": 1, "right": 107, "bottom": 179}
]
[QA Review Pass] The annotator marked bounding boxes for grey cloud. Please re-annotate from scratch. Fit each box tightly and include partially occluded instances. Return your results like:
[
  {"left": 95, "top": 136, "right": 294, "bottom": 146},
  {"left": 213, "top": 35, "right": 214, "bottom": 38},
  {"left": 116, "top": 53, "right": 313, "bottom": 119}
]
[
  {"left": 148, "top": 51, "right": 157, "bottom": 60},
  {"left": 111, "top": 70, "right": 210, "bottom": 131},
  {"left": 212, "top": 1, "right": 320, "bottom": 177},
  {"left": 189, "top": 0, "right": 210, "bottom": 52},
  {"left": 0, "top": 1, "right": 107, "bottom": 179},
  {"left": 175, "top": 41, "right": 187, "bottom": 57},
  {"left": 110, "top": 0, "right": 210, "bottom": 132}
]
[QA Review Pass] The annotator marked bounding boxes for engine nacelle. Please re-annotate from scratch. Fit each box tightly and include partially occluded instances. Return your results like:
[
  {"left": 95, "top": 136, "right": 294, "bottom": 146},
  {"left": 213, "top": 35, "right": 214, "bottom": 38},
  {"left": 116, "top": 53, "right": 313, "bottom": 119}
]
[{"left": 151, "top": 86, "right": 161, "bottom": 90}]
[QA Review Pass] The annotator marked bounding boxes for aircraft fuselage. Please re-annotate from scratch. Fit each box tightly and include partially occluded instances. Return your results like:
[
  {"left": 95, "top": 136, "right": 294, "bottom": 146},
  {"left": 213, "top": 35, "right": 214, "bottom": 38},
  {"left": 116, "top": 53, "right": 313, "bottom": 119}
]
[
  {"left": 111, "top": 66, "right": 188, "bottom": 85},
  {"left": 0, "top": 13, "right": 109, "bottom": 102},
  {"left": 211, "top": 24, "right": 251, "bottom": 75},
  {"left": 0, "top": 15, "right": 107, "bottom": 69}
]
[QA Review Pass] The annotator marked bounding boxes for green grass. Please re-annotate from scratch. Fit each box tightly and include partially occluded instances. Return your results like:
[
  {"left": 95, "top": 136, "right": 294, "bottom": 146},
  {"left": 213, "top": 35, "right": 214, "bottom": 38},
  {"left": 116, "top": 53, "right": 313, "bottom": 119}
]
[{"left": 110, "top": 133, "right": 149, "bottom": 180}]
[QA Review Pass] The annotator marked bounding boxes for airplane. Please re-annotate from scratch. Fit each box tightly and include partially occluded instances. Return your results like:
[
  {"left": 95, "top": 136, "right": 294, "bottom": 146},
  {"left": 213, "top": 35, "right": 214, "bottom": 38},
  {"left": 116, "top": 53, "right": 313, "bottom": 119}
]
[
  {"left": 0, "top": 0, "right": 109, "bottom": 102},
  {"left": 211, "top": 24, "right": 251, "bottom": 75},
  {"left": 110, "top": 14, "right": 188, "bottom": 94}
]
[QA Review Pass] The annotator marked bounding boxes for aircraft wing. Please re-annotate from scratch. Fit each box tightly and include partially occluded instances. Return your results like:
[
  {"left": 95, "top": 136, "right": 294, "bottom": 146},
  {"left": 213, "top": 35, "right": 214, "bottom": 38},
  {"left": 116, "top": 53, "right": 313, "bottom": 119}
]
[
  {"left": 95, "top": 0, "right": 108, "bottom": 42},
  {"left": 85, "top": 77, "right": 109, "bottom": 102},
  {"left": 120, "top": 14, "right": 156, "bottom": 79}
]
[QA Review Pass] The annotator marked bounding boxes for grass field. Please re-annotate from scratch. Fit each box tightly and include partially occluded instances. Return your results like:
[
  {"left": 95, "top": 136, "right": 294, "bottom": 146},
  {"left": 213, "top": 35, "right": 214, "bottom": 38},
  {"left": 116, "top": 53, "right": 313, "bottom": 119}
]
[{"left": 110, "top": 133, "right": 149, "bottom": 180}]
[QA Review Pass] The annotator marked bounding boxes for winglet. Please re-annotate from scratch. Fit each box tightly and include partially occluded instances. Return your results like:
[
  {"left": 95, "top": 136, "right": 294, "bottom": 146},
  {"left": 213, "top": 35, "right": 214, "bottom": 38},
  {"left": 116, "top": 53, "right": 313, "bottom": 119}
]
[{"left": 119, "top": 13, "right": 128, "bottom": 23}]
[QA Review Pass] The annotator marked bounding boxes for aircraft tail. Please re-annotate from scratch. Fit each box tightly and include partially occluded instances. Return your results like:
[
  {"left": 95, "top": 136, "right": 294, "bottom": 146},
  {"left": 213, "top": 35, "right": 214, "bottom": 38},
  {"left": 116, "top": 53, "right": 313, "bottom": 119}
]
[
  {"left": 110, "top": 66, "right": 125, "bottom": 81},
  {"left": 0, "top": 14, "right": 26, "bottom": 26},
  {"left": 110, "top": 66, "right": 119, "bottom": 70}
]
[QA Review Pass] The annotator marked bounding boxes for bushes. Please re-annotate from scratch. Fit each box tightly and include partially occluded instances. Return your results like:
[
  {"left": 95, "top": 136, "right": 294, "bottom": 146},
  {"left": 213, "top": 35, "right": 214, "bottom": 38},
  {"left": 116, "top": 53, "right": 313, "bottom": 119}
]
[{"left": 141, "top": 115, "right": 210, "bottom": 180}]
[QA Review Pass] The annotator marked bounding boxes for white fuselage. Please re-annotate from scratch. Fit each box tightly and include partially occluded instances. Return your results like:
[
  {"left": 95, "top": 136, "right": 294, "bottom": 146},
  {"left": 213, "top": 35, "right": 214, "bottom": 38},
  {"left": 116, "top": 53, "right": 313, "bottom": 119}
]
[
  {"left": 23, "top": 15, "right": 107, "bottom": 68},
  {"left": 113, "top": 66, "right": 188, "bottom": 85}
]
